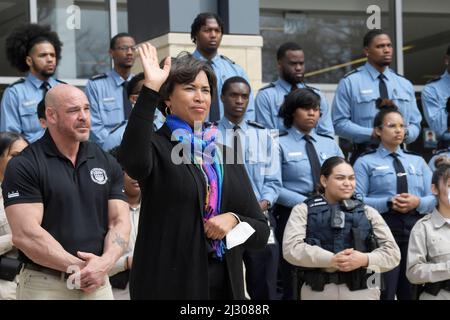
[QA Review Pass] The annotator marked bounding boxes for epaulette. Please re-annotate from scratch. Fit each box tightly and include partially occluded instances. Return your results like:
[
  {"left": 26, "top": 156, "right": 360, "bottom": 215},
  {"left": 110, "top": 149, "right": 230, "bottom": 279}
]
[
  {"left": 246, "top": 120, "right": 265, "bottom": 129},
  {"left": 259, "top": 82, "right": 275, "bottom": 91},
  {"left": 433, "top": 148, "right": 450, "bottom": 155},
  {"left": 316, "top": 132, "right": 334, "bottom": 140},
  {"left": 220, "top": 55, "right": 235, "bottom": 64},
  {"left": 7, "top": 78, "right": 25, "bottom": 88},
  {"left": 403, "top": 150, "right": 421, "bottom": 157},
  {"left": 359, "top": 149, "right": 377, "bottom": 157},
  {"left": 418, "top": 213, "right": 432, "bottom": 223},
  {"left": 393, "top": 71, "right": 407, "bottom": 79},
  {"left": 278, "top": 130, "right": 289, "bottom": 137},
  {"left": 90, "top": 73, "right": 107, "bottom": 81},
  {"left": 56, "top": 79, "right": 67, "bottom": 84},
  {"left": 426, "top": 76, "right": 441, "bottom": 84},
  {"left": 343, "top": 69, "right": 359, "bottom": 78},
  {"left": 303, "top": 83, "right": 319, "bottom": 92}
]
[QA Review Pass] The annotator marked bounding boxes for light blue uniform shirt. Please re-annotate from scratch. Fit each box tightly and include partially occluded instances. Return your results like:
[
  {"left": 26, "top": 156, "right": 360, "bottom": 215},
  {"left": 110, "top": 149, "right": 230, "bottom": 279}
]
[
  {"left": 428, "top": 149, "right": 450, "bottom": 172},
  {"left": 0, "top": 73, "right": 60, "bottom": 142},
  {"left": 332, "top": 62, "right": 422, "bottom": 144},
  {"left": 192, "top": 50, "right": 255, "bottom": 121},
  {"left": 255, "top": 77, "right": 334, "bottom": 136},
  {"left": 421, "top": 71, "right": 450, "bottom": 140},
  {"left": 217, "top": 117, "right": 281, "bottom": 205},
  {"left": 354, "top": 144, "right": 435, "bottom": 214},
  {"left": 278, "top": 127, "right": 343, "bottom": 208}
]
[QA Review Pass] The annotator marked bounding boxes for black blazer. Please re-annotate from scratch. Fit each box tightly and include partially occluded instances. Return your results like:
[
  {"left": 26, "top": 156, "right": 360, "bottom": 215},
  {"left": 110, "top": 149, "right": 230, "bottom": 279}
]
[{"left": 119, "top": 87, "right": 269, "bottom": 300}]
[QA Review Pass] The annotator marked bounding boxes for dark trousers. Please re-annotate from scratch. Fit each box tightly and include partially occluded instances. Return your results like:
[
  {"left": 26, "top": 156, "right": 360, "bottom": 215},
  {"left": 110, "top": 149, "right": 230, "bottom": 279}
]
[
  {"left": 243, "top": 243, "right": 279, "bottom": 300},
  {"left": 274, "top": 204, "right": 295, "bottom": 300},
  {"left": 208, "top": 255, "right": 232, "bottom": 300},
  {"left": 381, "top": 240, "right": 414, "bottom": 300},
  {"left": 381, "top": 211, "right": 421, "bottom": 300},
  {"left": 244, "top": 210, "right": 279, "bottom": 300}
]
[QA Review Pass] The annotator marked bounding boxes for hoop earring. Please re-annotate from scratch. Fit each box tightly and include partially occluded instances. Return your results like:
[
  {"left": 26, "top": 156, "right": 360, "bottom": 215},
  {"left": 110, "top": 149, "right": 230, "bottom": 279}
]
[{"left": 165, "top": 106, "right": 172, "bottom": 116}]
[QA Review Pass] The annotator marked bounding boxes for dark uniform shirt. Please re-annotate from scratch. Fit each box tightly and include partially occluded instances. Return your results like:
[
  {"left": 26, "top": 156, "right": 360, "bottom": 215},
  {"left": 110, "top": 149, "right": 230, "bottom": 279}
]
[{"left": 1, "top": 130, "right": 126, "bottom": 262}]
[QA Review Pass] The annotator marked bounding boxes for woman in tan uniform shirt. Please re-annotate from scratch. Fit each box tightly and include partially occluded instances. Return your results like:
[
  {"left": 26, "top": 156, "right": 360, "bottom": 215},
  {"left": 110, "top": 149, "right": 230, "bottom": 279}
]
[{"left": 407, "top": 157, "right": 450, "bottom": 300}]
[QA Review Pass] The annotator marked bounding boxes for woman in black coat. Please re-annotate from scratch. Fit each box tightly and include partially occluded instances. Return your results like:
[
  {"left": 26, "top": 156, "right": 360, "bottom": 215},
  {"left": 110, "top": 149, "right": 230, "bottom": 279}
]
[{"left": 119, "top": 43, "right": 269, "bottom": 300}]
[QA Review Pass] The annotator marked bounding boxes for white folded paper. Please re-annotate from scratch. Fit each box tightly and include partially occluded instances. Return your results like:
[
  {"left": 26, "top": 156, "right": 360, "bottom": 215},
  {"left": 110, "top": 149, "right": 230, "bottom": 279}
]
[{"left": 226, "top": 221, "right": 255, "bottom": 249}]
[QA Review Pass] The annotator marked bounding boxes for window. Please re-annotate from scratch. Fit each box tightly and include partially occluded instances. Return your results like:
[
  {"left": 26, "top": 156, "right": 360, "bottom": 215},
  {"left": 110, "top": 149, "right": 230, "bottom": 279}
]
[
  {"left": 260, "top": 1, "right": 391, "bottom": 84},
  {"left": 38, "top": 0, "right": 111, "bottom": 79}
]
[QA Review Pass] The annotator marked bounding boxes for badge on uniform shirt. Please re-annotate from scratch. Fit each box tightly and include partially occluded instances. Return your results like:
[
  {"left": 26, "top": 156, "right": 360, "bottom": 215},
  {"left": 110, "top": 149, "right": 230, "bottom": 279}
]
[
  {"left": 320, "top": 152, "right": 327, "bottom": 160},
  {"left": 22, "top": 100, "right": 38, "bottom": 107},
  {"left": 90, "top": 168, "right": 108, "bottom": 185},
  {"left": 409, "top": 164, "right": 416, "bottom": 174}
]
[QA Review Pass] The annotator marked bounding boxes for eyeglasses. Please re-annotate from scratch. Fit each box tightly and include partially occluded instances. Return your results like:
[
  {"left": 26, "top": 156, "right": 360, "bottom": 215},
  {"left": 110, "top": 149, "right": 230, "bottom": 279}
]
[
  {"left": 381, "top": 123, "right": 405, "bottom": 130},
  {"left": 114, "top": 45, "right": 136, "bottom": 52}
]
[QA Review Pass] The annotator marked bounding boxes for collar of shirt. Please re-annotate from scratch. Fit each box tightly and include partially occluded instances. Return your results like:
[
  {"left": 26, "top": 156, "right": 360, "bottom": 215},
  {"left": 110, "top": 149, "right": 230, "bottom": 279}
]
[
  {"left": 364, "top": 62, "right": 392, "bottom": 82},
  {"left": 192, "top": 49, "right": 220, "bottom": 65},
  {"left": 288, "top": 127, "right": 318, "bottom": 142},
  {"left": 108, "top": 69, "right": 133, "bottom": 87},
  {"left": 26, "top": 73, "right": 58, "bottom": 90},
  {"left": 277, "top": 78, "right": 304, "bottom": 93},
  {"left": 430, "top": 207, "right": 450, "bottom": 229},
  {"left": 41, "top": 129, "right": 95, "bottom": 163},
  {"left": 442, "top": 70, "right": 450, "bottom": 85},
  {"left": 218, "top": 117, "right": 247, "bottom": 131},
  {"left": 377, "top": 144, "right": 404, "bottom": 159}
]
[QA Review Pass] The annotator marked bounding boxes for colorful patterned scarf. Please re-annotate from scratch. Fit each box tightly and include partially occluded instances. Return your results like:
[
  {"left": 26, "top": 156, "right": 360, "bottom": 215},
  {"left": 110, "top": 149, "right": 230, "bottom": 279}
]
[{"left": 166, "top": 115, "right": 225, "bottom": 259}]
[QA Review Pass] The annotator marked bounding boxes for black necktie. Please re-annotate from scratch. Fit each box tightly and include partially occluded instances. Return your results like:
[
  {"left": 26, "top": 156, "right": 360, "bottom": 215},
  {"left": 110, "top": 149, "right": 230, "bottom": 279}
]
[
  {"left": 291, "top": 84, "right": 298, "bottom": 93},
  {"left": 378, "top": 74, "right": 388, "bottom": 99},
  {"left": 37, "top": 81, "right": 51, "bottom": 119},
  {"left": 122, "top": 81, "right": 133, "bottom": 120},
  {"left": 233, "top": 125, "right": 243, "bottom": 164},
  {"left": 304, "top": 134, "right": 321, "bottom": 192},
  {"left": 446, "top": 98, "right": 450, "bottom": 130},
  {"left": 390, "top": 153, "right": 408, "bottom": 194},
  {"left": 207, "top": 60, "right": 220, "bottom": 122}
]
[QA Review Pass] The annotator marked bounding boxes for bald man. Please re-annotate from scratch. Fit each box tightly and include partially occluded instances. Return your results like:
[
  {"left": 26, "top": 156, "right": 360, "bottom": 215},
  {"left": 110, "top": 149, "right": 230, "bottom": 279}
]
[{"left": 2, "top": 84, "right": 130, "bottom": 300}]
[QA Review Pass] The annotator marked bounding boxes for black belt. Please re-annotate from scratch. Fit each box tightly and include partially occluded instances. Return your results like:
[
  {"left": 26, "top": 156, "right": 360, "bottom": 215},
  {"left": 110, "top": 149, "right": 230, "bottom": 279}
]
[{"left": 25, "top": 263, "right": 70, "bottom": 280}]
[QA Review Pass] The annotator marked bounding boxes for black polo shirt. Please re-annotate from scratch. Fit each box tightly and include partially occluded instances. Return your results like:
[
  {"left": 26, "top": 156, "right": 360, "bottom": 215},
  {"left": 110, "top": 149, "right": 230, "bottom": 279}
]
[{"left": 1, "top": 130, "right": 126, "bottom": 262}]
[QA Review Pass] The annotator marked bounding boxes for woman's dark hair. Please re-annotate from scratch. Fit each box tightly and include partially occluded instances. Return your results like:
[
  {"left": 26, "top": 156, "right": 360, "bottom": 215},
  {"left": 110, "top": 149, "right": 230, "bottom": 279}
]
[
  {"left": 0, "top": 132, "right": 28, "bottom": 157},
  {"left": 278, "top": 88, "right": 320, "bottom": 128},
  {"left": 190, "top": 12, "right": 224, "bottom": 44},
  {"left": 158, "top": 52, "right": 217, "bottom": 116},
  {"left": 432, "top": 156, "right": 450, "bottom": 188},
  {"left": 6, "top": 23, "right": 62, "bottom": 72},
  {"left": 373, "top": 99, "right": 402, "bottom": 128},
  {"left": 363, "top": 29, "right": 389, "bottom": 47},
  {"left": 316, "top": 156, "right": 349, "bottom": 194},
  {"left": 127, "top": 72, "right": 145, "bottom": 97}
]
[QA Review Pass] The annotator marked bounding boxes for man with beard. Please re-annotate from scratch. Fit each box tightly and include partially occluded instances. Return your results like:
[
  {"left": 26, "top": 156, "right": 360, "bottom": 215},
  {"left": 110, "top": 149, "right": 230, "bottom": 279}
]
[
  {"left": 0, "top": 23, "right": 64, "bottom": 142},
  {"left": 2, "top": 84, "right": 130, "bottom": 299},
  {"left": 255, "top": 42, "right": 334, "bottom": 136},
  {"left": 85, "top": 33, "right": 137, "bottom": 149},
  {"left": 332, "top": 29, "right": 422, "bottom": 164},
  {"left": 191, "top": 12, "right": 255, "bottom": 122}
]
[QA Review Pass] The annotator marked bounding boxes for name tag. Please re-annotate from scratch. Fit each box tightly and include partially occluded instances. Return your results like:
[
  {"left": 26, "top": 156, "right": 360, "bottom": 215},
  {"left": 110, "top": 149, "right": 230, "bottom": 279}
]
[
  {"left": 288, "top": 152, "right": 302, "bottom": 156},
  {"left": 375, "top": 165, "right": 390, "bottom": 170},
  {"left": 22, "top": 100, "right": 38, "bottom": 107},
  {"left": 102, "top": 97, "right": 116, "bottom": 102},
  {"left": 360, "top": 89, "right": 373, "bottom": 95}
]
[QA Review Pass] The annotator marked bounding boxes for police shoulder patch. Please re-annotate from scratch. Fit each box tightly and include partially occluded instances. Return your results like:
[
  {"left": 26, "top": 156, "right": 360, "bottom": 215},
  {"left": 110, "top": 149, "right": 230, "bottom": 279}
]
[
  {"left": 220, "top": 55, "right": 235, "bottom": 64},
  {"left": 359, "top": 149, "right": 377, "bottom": 157},
  {"left": 8, "top": 78, "right": 25, "bottom": 88},
  {"left": 343, "top": 69, "right": 359, "bottom": 78},
  {"left": 304, "top": 195, "right": 327, "bottom": 207},
  {"left": 90, "top": 73, "right": 107, "bottom": 81},
  {"left": 259, "top": 82, "right": 275, "bottom": 91},
  {"left": 246, "top": 120, "right": 265, "bottom": 129},
  {"left": 316, "top": 132, "right": 334, "bottom": 140}
]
